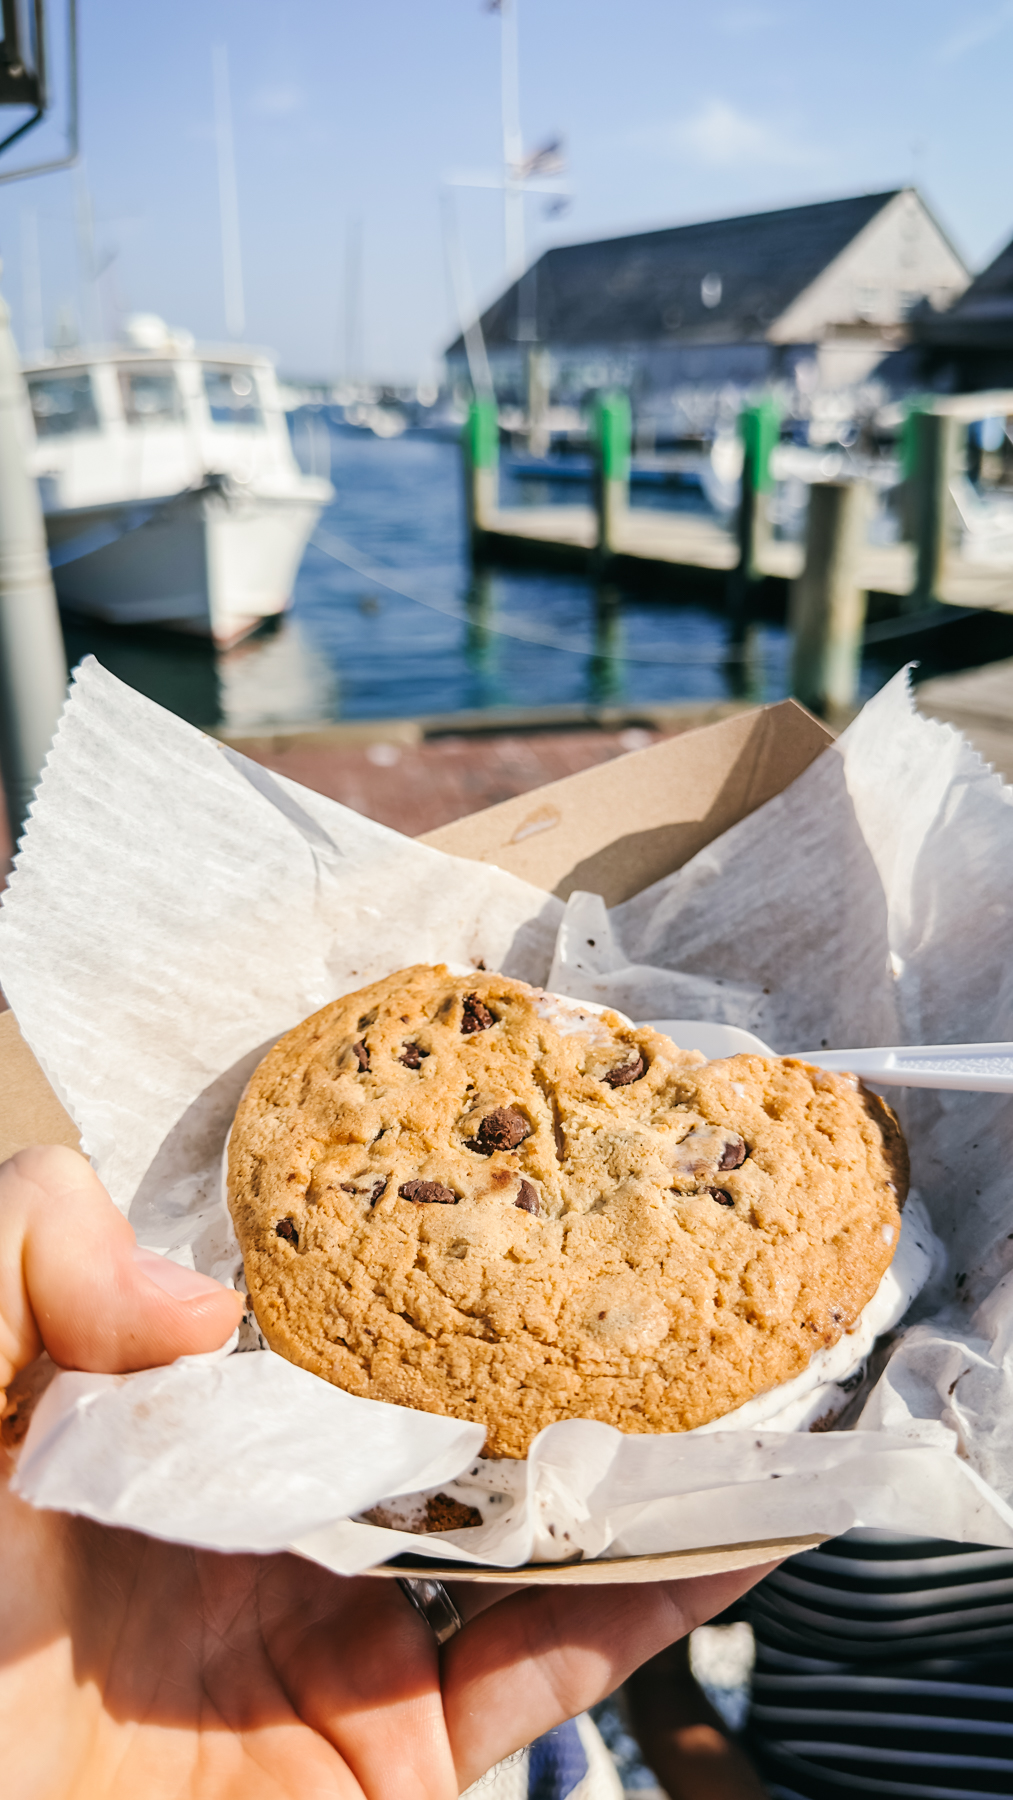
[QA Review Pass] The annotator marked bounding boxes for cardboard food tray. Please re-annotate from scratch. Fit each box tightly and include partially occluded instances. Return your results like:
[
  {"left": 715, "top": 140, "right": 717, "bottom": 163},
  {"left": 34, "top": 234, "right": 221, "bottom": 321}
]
[{"left": 0, "top": 698, "right": 834, "bottom": 1582}]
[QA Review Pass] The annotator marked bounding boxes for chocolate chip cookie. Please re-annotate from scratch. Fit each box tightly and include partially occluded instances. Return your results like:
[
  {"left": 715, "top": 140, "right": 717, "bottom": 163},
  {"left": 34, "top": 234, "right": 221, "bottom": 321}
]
[{"left": 227, "top": 965, "right": 908, "bottom": 1458}]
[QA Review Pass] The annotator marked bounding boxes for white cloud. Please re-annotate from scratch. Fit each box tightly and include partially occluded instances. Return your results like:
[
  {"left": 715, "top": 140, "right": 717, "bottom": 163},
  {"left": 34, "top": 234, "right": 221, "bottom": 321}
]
[
  {"left": 936, "top": 1, "right": 1013, "bottom": 62},
  {"left": 639, "top": 100, "right": 816, "bottom": 170},
  {"left": 717, "top": 6, "right": 782, "bottom": 34},
  {"left": 249, "top": 84, "right": 304, "bottom": 119}
]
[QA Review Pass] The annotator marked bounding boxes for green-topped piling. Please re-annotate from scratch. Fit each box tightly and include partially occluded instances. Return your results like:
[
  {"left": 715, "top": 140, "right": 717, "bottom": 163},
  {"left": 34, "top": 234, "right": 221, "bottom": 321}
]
[
  {"left": 905, "top": 406, "right": 965, "bottom": 608},
  {"left": 728, "top": 397, "right": 779, "bottom": 617},
  {"left": 463, "top": 396, "right": 499, "bottom": 548},
  {"left": 592, "top": 390, "right": 631, "bottom": 558}
]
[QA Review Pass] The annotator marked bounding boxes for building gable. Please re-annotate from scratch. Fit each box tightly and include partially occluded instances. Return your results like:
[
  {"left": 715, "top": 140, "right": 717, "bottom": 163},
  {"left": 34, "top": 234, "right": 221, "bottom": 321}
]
[{"left": 769, "top": 188, "right": 969, "bottom": 345}]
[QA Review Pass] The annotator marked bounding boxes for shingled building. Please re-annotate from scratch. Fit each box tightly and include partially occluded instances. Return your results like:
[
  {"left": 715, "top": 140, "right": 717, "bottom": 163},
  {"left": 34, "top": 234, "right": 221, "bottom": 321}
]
[
  {"left": 906, "top": 228, "right": 1013, "bottom": 391},
  {"left": 446, "top": 189, "right": 968, "bottom": 421}
]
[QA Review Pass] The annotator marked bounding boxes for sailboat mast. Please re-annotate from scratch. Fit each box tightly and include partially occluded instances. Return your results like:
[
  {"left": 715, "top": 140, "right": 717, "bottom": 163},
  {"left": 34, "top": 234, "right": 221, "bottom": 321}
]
[
  {"left": 20, "top": 205, "right": 44, "bottom": 357},
  {"left": 345, "top": 217, "right": 363, "bottom": 383},
  {"left": 213, "top": 44, "right": 245, "bottom": 340},
  {"left": 498, "top": 0, "right": 524, "bottom": 279},
  {"left": 73, "top": 164, "right": 101, "bottom": 345}
]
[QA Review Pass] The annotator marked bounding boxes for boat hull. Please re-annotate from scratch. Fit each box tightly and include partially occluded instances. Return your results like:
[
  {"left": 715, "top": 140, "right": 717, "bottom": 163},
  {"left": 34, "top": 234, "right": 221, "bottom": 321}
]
[{"left": 44, "top": 480, "right": 329, "bottom": 646}]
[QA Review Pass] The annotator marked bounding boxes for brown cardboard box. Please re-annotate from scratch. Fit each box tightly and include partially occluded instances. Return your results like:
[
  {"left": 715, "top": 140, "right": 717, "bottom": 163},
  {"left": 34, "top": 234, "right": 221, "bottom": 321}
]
[{"left": 0, "top": 698, "right": 833, "bottom": 1581}]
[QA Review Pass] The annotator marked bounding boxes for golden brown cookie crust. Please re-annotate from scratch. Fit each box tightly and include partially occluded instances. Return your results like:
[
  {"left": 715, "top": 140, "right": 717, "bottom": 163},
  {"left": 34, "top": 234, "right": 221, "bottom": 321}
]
[{"left": 228, "top": 965, "right": 907, "bottom": 1458}]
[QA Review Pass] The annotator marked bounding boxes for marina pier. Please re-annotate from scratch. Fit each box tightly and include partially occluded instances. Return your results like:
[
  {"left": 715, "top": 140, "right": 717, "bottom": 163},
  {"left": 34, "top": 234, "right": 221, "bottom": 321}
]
[{"left": 464, "top": 391, "right": 1013, "bottom": 715}]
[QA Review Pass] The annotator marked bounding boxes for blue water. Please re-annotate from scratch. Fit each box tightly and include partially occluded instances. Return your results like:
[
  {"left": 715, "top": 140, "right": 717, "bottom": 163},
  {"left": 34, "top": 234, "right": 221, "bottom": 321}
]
[
  {"left": 61, "top": 415, "right": 918, "bottom": 731},
  {"left": 291, "top": 423, "right": 788, "bottom": 722}
]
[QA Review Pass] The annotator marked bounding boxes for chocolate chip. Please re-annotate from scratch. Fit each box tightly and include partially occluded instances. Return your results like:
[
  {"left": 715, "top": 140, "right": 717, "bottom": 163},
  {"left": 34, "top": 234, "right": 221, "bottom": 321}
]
[
  {"left": 399, "top": 1179, "right": 457, "bottom": 1205},
  {"left": 709, "top": 1188, "right": 734, "bottom": 1207},
  {"left": 352, "top": 1039, "right": 370, "bottom": 1072},
  {"left": 515, "top": 1180, "right": 540, "bottom": 1214},
  {"left": 341, "top": 1177, "right": 388, "bottom": 1205},
  {"left": 275, "top": 1218, "right": 298, "bottom": 1243},
  {"left": 718, "top": 1135, "right": 747, "bottom": 1171},
  {"left": 475, "top": 1105, "right": 530, "bottom": 1154},
  {"left": 603, "top": 1052, "right": 645, "bottom": 1088},
  {"left": 461, "top": 993, "right": 494, "bottom": 1034},
  {"left": 399, "top": 1042, "right": 427, "bottom": 1069}
]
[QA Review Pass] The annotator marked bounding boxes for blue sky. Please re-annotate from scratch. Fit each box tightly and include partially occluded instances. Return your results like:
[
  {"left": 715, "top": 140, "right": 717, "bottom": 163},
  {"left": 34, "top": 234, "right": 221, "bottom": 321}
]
[{"left": 0, "top": 0, "right": 1011, "bottom": 379}]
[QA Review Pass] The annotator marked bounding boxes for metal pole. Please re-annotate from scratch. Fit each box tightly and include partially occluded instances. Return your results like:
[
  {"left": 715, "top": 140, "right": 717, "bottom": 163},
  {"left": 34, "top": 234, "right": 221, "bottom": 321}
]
[
  {"left": 0, "top": 272, "right": 67, "bottom": 848},
  {"left": 499, "top": 0, "right": 525, "bottom": 278}
]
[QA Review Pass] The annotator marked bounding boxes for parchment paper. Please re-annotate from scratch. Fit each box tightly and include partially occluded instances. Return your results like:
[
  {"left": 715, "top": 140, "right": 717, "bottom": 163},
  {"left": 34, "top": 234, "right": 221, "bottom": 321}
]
[{"left": 3, "top": 656, "right": 1013, "bottom": 1571}]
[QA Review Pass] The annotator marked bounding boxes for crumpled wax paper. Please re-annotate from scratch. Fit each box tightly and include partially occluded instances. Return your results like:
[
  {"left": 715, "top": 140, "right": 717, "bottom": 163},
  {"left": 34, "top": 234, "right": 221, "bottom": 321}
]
[{"left": 2, "top": 656, "right": 1013, "bottom": 1573}]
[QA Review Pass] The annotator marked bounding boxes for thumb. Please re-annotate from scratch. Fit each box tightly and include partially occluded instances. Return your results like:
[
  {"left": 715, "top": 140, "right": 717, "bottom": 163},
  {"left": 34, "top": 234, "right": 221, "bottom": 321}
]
[{"left": 0, "top": 1144, "right": 243, "bottom": 1388}]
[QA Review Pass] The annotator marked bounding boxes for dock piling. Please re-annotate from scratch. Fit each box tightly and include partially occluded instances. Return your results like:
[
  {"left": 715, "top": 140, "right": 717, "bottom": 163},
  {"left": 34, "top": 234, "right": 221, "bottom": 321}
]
[
  {"left": 464, "top": 397, "right": 499, "bottom": 549},
  {"left": 592, "top": 391, "right": 631, "bottom": 558},
  {"left": 790, "top": 479, "right": 869, "bottom": 716},
  {"left": 526, "top": 348, "right": 551, "bottom": 459},
  {"left": 907, "top": 407, "right": 964, "bottom": 607},
  {"left": 728, "top": 398, "right": 778, "bottom": 617}
]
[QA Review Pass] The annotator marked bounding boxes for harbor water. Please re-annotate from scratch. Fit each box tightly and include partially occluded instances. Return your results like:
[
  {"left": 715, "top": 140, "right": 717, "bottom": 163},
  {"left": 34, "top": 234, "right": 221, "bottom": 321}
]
[{"left": 59, "top": 417, "right": 967, "bottom": 733}]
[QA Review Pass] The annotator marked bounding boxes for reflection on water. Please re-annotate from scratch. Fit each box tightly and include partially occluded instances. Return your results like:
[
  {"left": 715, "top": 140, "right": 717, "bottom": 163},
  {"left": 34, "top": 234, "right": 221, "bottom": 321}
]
[
  {"left": 57, "top": 418, "right": 925, "bottom": 730},
  {"left": 61, "top": 611, "right": 221, "bottom": 730},
  {"left": 217, "top": 622, "right": 338, "bottom": 730}
]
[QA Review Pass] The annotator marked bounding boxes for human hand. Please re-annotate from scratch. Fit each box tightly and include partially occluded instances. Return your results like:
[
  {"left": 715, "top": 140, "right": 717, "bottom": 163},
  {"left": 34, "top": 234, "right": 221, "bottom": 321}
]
[
  {"left": 627, "top": 1638, "right": 771, "bottom": 1800},
  {"left": 1, "top": 1145, "right": 775, "bottom": 1799}
]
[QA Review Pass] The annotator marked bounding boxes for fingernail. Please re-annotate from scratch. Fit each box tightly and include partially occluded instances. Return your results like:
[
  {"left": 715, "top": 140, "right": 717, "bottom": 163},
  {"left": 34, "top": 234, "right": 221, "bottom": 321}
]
[{"left": 132, "top": 1246, "right": 227, "bottom": 1301}]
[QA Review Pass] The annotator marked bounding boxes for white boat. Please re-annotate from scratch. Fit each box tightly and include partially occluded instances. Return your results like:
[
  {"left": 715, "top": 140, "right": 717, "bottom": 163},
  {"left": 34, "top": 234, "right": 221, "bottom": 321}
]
[{"left": 23, "top": 316, "right": 333, "bottom": 646}]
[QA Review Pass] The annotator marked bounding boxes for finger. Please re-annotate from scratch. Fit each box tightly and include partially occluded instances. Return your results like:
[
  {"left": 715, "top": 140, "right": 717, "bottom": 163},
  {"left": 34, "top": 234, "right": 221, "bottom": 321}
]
[
  {"left": 259, "top": 1564, "right": 458, "bottom": 1800},
  {"left": 0, "top": 1145, "right": 243, "bottom": 1388},
  {"left": 443, "top": 1564, "right": 777, "bottom": 1790},
  {"left": 447, "top": 1579, "right": 525, "bottom": 1625}
]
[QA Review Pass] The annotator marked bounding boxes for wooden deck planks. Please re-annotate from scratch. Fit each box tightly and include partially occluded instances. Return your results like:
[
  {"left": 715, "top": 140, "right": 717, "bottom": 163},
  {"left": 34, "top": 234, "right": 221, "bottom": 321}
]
[
  {"left": 917, "top": 657, "right": 1013, "bottom": 782},
  {"left": 479, "top": 501, "right": 1013, "bottom": 612}
]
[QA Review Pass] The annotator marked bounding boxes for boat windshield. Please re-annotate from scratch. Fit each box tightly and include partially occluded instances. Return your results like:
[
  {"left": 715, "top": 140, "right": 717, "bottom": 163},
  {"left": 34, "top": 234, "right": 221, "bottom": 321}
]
[
  {"left": 27, "top": 370, "right": 100, "bottom": 438},
  {"left": 203, "top": 366, "right": 263, "bottom": 427},
  {"left": 119, "top": 365, "right": 183, "bottom": 425}
]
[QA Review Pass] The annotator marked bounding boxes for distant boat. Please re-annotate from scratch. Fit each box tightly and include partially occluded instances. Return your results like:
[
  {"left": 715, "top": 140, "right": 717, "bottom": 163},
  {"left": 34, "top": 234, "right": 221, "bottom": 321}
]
[{"left": 24, "top": 314, "right": 333, "bottom": 646}]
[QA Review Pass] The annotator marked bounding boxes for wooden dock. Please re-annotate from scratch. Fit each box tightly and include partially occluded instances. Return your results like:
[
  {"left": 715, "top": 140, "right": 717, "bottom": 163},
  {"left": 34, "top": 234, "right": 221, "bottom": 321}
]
[
  {"left": 916, "top": 657, "right": 1013, "bottom": 782},
  {"left": 481, "top": 500, "right": 923, "bottom": 596},
  {"left": 481, "top": 496, "right": 1013, "bottom": 615},
  {"left": 467, "top": 394, "right": 1013, "bottom": 620}
]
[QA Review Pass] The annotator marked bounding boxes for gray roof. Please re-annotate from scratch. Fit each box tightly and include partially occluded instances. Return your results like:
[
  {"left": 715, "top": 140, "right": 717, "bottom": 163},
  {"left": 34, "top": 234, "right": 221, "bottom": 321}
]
[
  {"left": 448, "top": 191, "right": 903, "bottom": 356},
  {"left": 915, "top": 230, "right": 1013, "bottom": 347}
]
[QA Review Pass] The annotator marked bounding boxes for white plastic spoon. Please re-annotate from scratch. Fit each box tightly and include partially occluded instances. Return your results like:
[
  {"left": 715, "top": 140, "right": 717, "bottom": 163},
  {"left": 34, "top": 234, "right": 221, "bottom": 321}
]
[
  {"left": 640, "top": 1019, "right": 1013, "bottom": 1094},
  {"left": 791, "top": 1043, "right": 1013, "bottom": 1093}
]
